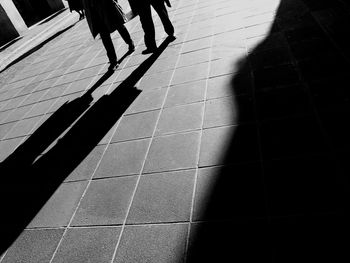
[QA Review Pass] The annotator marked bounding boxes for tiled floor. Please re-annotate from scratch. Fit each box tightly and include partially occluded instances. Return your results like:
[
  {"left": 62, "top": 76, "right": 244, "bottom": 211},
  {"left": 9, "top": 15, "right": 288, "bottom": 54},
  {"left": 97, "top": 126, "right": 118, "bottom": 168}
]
[{"left": 0, "top": 0, "right": 349, "bottom": 262}]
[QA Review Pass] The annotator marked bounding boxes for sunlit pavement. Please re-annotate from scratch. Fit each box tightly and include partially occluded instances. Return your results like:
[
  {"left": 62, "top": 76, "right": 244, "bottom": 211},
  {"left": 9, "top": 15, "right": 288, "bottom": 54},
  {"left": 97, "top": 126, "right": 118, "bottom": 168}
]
[{"left": 0, "top": 0, "right": 349, "bottom": 262}]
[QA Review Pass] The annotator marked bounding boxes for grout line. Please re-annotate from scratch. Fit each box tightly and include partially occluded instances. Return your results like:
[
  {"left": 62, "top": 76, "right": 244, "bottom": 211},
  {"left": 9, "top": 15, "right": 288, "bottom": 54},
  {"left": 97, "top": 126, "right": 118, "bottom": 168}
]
[
  {"left": 0, "top": 24, "right": 128, "bottom": 145},
  {"left": 0, "top": 251, "right": 6, "bottom": 262},
  {"left": 0, "top": 39, "right": 103, "bottom": 145},
  {"left": 2, "top": 18, "right": 114, "bottom": 262},
  {"left": 109, "top": 1, "right": 196, "bottom": 262},
  {"left": 184, "top": 1, "right": 215, "bottom": 262},
  {"left": 47, "top": 17, "right": 142, "bottom": 263},
  {"left": 3, "top": 18, "right": 110, "bottom": 150},
  {"left": 28, "top": 220, "right": 193, "bottom": 232},
  {"left": 3, "top": 34, "right": 91, "bottom": 97},
  {"left": 80, "top": 221, "right": 190, "bottom": 228}
]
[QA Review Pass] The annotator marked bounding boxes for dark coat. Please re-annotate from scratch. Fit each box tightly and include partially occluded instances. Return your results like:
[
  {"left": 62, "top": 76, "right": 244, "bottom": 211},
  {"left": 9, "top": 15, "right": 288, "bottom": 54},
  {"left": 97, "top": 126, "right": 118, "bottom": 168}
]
[
  {"left": 82, "top": 0, "right": 127, "bottom": 38},
  {"left": 128, "top": 0, "right": 171, "bottom": 15},
  {"left": 66, "top": 0, "right": 83, "bottom": 12}
]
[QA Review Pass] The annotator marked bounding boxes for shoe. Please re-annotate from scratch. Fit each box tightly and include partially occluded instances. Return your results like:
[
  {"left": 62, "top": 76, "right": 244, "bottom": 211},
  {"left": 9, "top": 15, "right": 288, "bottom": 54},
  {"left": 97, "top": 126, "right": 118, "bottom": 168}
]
[
  {"left": 141, "top": 47, "right": 157, "bottom": 55},
  {"left": 167, "top": 34, "right": 176, "bottom": 42},
  {"left": 108, "top": 61, "right": 119, "bottom": 71},
  {"left": 128, "top": 43, "right": 135, "bottom": 52},
  {"left": 79, "top": 12, "right": 85, "bottom": 20}
]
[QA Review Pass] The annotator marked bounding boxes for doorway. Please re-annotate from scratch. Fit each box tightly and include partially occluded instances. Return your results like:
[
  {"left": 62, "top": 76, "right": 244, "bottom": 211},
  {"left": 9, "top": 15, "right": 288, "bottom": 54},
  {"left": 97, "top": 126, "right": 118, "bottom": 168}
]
[{"left": 12, "top": 0, "right": 52, "bottom": 27}]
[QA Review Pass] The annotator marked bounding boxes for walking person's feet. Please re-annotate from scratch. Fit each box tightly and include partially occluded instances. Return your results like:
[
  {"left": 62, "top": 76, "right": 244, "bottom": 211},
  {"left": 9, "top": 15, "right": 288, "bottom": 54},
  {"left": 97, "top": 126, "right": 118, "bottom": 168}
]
[
  {"left": 79, "top": 11, "right": 85, "bottom": 20},
  {"left": 108, "top": 60, "right": 119, "bottom": 71},
  {"left": 128, "top": 42, "right": 135, "bottom": 53},
  {"left": 141, "top": 47, "right": 157, "bottom": 55},
  {"left": 167, "top": 34, "right": 176, "bottom": 42}
]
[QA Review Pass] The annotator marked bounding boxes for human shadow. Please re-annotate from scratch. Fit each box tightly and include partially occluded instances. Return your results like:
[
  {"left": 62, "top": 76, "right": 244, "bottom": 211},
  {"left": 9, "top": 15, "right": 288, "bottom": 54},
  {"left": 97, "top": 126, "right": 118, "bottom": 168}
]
[
  {"left": 186, "top": 0, "right": 349, "bottom": 262},
  {"left": 0, "top": 36, "right": 174, "bottom": 255}
]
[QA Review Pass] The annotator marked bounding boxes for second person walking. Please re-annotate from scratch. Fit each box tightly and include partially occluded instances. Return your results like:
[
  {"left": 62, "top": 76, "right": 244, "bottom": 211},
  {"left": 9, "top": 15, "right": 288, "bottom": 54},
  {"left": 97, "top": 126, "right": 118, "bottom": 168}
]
[
  {"left": 128, "top": 0, "right": 175, "bottom": 54},
  {"left": 82, "top": 0, "right": 135, "bottom": 70}
]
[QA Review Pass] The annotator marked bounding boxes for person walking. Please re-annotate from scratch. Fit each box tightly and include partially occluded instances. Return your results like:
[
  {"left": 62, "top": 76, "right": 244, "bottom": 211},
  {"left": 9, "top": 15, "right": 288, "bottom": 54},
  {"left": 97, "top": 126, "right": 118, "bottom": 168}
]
[
  {"left": 82, "top": 0, "right": 135, "bottom": 70},
  {"left": 128, "top": 0, "right": 175, "bottom": 54},
  {"left": 66, "top": 0, "right": 85, "bottom": 20}
]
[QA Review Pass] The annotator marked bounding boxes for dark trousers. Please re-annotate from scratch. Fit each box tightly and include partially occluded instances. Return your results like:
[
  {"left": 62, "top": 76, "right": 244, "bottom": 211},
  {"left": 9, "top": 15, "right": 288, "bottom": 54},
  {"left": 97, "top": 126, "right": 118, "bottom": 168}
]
[
  {"left": 100, "top": 24, "right": 133, "bottom": 63},
  {"left": 138, "top": 0, "right": 174, "bottom": 49}
]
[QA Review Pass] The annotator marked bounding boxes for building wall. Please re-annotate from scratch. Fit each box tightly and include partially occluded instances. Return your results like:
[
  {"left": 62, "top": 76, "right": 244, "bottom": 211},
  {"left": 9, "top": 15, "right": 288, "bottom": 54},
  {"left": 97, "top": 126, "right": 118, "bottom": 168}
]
[
  {"left": 0, "top": 0, "right": 65, "bottom": 46},
  {"left": 46, "top": 0, "right": 65, "bottom": 10},
  {"left": 0, "top": 3, "right": 19, "bottom": 47},
  {"left": 0, "top": 0, "right": 27, "bottom": 34}
]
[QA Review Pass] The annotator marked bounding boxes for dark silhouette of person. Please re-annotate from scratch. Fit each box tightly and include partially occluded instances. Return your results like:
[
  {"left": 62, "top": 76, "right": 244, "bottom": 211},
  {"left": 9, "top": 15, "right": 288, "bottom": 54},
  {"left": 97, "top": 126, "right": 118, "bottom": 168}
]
[
  {"left": 128, "top": 0, "right": 175, "bottom": 54},
  {"left": 82, "top": 0, "right": 135, "bottom": 70},
  {"left": 66, "top": 0, "right": 85, "bottom": 20}
]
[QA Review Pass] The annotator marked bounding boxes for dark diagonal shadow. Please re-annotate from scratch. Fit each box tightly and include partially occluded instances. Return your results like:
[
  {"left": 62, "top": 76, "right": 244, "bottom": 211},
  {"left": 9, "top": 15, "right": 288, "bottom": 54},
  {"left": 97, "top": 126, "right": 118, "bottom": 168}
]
[
  {"left": 0, "top": 37, "right": 173, "bottom": 255},
  {"left": 0, "top": 52, "right": 131, "bottom": 174},
  {"left": 185, "top": 1, "right": 349, "bottom": 262}
]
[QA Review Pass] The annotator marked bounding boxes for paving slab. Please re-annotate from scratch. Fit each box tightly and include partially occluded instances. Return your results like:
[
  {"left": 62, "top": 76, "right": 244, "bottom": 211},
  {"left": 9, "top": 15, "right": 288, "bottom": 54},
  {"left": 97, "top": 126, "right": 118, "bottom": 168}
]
[
  {"left": 193, "top": 164, "right": 266, "bottom": 222},
  {"left": 143, "top": 131, "right": 201, "bottom": 173},
  {"left": 4, "top": 115, "right": 42, "bottom": 139},
  {"left": 171, "top": 62, "right": 209, "bottom": 86},
  {"left": 64, "top": 144, "right": 106, "bottom": 182},
  {"left": 139, "top": 70, "right": 174, "bottom": 90},
  {"left": 164, "top": 80, "right": 206, "bottom": 107},
  {"left": 147, "top": 55, "right": 178, "bottom": 75},
  {"left": 127, "top": 170, "right": 195, "bottom": 224},
  {"left": 94, "top": 139, "right": 151, "bottom": 178},
  {"left": 155, "top": 102, "right": 204, "bottom": 135},
  {"left": 113, "top": 223, "right": 188, "bottom": 263},
  {"left": 51, "top": 227, "right": 121, "bottom": 263},
  {"left": 28, "top": 181, "right": 88, "bottom": 228},
  {"left": 111, "top": 110, "right": 160, "bottom": 142},
  {"left": 199, "top": 124, "right": 260, "bottom": 167},
  {"left": 1, "top": 229, "right": 64, "bottom": 263},
  {"left": 177, "top": 48, "right": 210, "bottom": 68},
  {"left": 71, "top": 176, "right": 137, "bottom": 226},
  {"left": 125, "top": 88, "right": 167, "bottom": 114}
]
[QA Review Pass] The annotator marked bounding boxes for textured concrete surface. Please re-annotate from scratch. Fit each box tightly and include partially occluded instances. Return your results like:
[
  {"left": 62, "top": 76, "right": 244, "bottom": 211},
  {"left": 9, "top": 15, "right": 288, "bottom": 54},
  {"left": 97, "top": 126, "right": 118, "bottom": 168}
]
[{"left": 0, "top": 0, "right": 349, "bottom": 262}]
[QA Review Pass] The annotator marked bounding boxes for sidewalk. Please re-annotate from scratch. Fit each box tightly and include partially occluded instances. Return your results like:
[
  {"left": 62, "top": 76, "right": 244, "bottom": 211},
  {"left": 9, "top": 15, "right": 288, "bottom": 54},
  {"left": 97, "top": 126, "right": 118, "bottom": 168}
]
[{"left": 0, "top": 0, "right": 349, "bottom": 262}]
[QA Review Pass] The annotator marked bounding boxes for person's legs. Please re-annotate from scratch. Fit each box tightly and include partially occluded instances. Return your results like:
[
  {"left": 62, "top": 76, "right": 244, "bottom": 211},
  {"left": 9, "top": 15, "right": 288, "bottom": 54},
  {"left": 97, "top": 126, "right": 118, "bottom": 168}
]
[
  {"left": 117, "top": 24, "right": 135, "bottom": 51},
  {"left": 151, "top": 0, "right": 174, "bottom": 36},
  {"left": 78, "top": 10, "right": 84, "bottom": 20},
  {"left": 100, "top": 30, "right": 117, "bottom": 64},
  {"left": 138, "top": 5, "right": 157, "bottom": 51}
]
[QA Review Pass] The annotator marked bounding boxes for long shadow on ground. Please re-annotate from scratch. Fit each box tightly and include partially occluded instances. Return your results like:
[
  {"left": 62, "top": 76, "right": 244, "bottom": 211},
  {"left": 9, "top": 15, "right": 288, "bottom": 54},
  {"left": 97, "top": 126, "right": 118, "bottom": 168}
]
[
  {"left": 186, "top": 0, "right": 349, "bottom": 262},
  {"left": 0, "top": 37, "right": 173, "bottom": 255}
]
